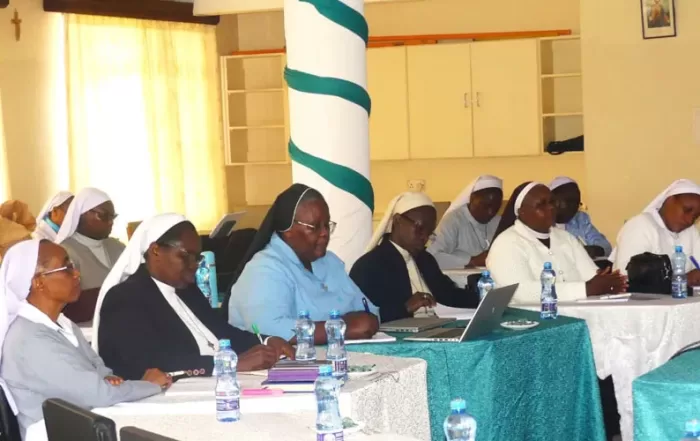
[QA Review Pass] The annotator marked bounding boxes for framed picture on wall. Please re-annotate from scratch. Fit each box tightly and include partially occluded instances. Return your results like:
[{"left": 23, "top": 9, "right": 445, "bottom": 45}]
[{"left": 641, "top": 0, "right": 677, "bottom": 39}]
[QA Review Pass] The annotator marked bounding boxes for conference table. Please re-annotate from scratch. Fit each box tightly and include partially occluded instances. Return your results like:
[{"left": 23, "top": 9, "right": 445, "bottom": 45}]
[
  {"left": 94, "top": 350, "right": 429, "bottom": 441},
  {"left": 519, "top": 295, "right": 700, "bottom": 441},
  {"left": 633, "top": 349, "right": 700, "bottom": 441},
  {"left": 348, "top": 308, "right": 606, "bottom": 441}
]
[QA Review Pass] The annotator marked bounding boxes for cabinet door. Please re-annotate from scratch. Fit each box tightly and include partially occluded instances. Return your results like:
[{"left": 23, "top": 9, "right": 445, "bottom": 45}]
[
  {"left": 367, "top": 47, "right": 410, "bottom": 160},
  {"left": 471, "top": 39, "right": 540, "bottom": 157},
  {"left": 407, "top": 43, "right": 473, "bottom": 159}
]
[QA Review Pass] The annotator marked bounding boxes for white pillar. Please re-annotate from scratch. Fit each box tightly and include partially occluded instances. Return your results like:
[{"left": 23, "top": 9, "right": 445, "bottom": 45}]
[{"left": 284, "top": 0, "right": 373, "bottom": 269}]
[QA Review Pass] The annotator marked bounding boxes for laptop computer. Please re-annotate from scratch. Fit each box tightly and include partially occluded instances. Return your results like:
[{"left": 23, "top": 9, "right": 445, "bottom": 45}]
[
  {"left": 404, "top": 284, "right": 518, "bottom": 342},
  {"left": 379, "top": 316, "right": 457, "bottom": 333}
]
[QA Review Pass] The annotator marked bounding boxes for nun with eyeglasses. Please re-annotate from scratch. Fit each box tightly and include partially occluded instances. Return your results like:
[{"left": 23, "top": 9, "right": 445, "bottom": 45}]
[
  {"left": 226, "top": 184, "right": 379, "bottom": 343},
  {"left": 487, "top": 182, "right": 627, "bottom": 304},
  {"left": 0, "top": 240, "right": 170, "bottom": 441},
  {"left": 351, "top": 191, "right": 481, "bottom": 323}
]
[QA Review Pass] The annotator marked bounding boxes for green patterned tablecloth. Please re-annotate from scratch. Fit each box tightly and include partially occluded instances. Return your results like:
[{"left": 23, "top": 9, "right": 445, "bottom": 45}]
[
  {"left": 633, "top": 350, "right": 700, "bottom": 440},
  {"left": 347, "top": 308, "right": 605, "bottom": 441}
]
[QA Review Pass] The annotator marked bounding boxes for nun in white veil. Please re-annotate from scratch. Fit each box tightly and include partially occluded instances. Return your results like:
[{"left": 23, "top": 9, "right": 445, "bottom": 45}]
[
  {"left": 32, "top": 191, "right": 73, "bottom": 242},
  {"left": 612, "top": 179, "right": 700, "bottom": 280},
  {"left": 428, "top": 175, "right": 503, "bottom": 269}
]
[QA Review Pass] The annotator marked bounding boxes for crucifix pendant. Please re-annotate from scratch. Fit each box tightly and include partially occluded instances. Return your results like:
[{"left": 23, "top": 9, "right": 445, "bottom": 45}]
[{"left": 11, "top": 9, "right": 21, "bottom": 42}]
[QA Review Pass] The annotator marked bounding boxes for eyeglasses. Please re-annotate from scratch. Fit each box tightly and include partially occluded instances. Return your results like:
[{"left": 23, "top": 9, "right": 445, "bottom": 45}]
[
  {"left": 91, "top": 210, "right": 119, "bottom": 222},
  {"left": 158, "top": 242, "right": 204, "bottom": 265},
  {"left": 295, "top": 220, "right": 337, "bottom": 236},
  {"left": 399, "top": 213, "right": 437, "bottom": 242},
  {"left": 37, "top": 262, "right": 77, "bottom": 277}
]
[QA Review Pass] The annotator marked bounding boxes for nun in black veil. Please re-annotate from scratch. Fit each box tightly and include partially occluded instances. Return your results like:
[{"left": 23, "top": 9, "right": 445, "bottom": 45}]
[{"left": 225, "top": 184, "right": 379, "bottom": 344}]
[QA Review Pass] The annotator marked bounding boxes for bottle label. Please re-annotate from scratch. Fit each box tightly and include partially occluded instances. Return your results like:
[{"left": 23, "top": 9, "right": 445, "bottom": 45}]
[
  {"left": 332, "top": 359, "right": 348, "bottom": 375},
  {"left": 316, "top": 431, "right": 344, "bottom": 441},
  {"left": 216, "top": 397, "right": 240, "bottom": 412}
]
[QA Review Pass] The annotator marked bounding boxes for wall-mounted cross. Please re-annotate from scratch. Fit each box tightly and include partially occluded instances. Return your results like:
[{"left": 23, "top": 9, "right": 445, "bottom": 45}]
[{"left": 10, "top": 9, "right": 21, "bottom": 42}]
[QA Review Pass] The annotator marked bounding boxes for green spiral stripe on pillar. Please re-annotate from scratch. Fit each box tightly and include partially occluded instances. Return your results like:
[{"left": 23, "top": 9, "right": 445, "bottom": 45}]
[
  {"left": 285, "top": 0, "right": 374, "bottom": 213},
  {"left": 299, "top": 0, "right": 369, "bottom": 44}
]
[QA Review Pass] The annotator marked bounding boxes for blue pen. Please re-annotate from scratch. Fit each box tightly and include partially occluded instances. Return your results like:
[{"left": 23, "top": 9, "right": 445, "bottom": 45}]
[
  {"left": 362, "top": 297, "right": 370, "bottom": 313},
  {"left": 691, "top": 256, "right": 700, "bottom": 270}
]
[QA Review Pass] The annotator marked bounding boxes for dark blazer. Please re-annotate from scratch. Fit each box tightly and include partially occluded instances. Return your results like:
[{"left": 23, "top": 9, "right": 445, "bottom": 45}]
[
  {"left": 350, "top": 238, "right": 480, "bottom": 323},
  {"left": 98, "top": 266, "right": 262, "bottom": 380}
]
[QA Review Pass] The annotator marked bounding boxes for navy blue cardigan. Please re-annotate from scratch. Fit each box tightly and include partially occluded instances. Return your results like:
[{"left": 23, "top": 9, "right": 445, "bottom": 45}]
[{"left": 350, "top": 238, "right": 480, "bottom": 323}]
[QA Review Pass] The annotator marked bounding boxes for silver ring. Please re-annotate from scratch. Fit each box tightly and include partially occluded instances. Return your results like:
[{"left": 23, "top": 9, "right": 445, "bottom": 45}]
[{"left": 423, "top": 293, "right": 428, "bottom": 299}]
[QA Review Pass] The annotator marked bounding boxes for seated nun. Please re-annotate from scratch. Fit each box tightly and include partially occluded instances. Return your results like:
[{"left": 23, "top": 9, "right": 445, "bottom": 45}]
[
  {"left": 549, "top": 177, "right": 611, "bottom": 258},
  {"left": 487, "top": 182, "right": 627, "bottom": 303},
  {"left": 95, "top": 214, "right": 294, "bottom": 381},
  {"left": 32, "top": 191, "right": 74, "bottom": 242},
  {"left": 227, "top": 184, "right": 379, "bottom": 342},
  {"left": 350, "top": 192, "right": 480, "bottom": 323},
  {"left": 0, "top": 240, "right": 170, "bottom": 440},
  {"left": 613, "top": 179, "right": 700, "bottom": 285},
  {"left": 428, "top": 175, "right": 503, "bottom": 269},
  {"left": 56, "top": 187, "right": 124, "bottom": 323}
]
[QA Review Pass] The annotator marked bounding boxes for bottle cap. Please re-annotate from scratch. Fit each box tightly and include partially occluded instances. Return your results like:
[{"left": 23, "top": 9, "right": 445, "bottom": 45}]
[
  {"left": 329, "top": 309, "right": 341, "bottom": 319},
  {"left": 544, "top": 262, "right": 552, "bottom": 270},
  {"left": 449, "top": 398, "right": 466, "bottom": 412},
  {"left": 481, "top": 270, "right": 490, "bottom": 277},
  {"left": 218, "top": 339, "right": 231, "bottom": 349},
  {"left": 298, "top": 309, "right": 310, "bottom": 318},
  {"left": 676, "top": 245, "right": 683, "bottom": 253},
  {"left": 686, "top": 420, "right": 700, "bottom": 433},
  {"left": 319, "top": 365, "right": 333, "bottom": 375}
]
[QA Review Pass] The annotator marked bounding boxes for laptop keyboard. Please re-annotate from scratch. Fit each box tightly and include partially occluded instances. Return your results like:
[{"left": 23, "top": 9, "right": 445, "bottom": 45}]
[{"left": 432, "top": 328, "right": 466, "bottom": 339}]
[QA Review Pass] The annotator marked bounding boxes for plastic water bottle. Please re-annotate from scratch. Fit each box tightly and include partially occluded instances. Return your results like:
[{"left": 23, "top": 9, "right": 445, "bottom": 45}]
[
  {"left": 314, "top": 365, "right": 344, "bottom": 441},
  {"left": 214, "top": 339, "right": 240, "bottom": 422},
  {"left": 325, "top": 310, "right": 348, "bottom": 382},
  {"left": 196, "top": 251, "right": 219, "bottom": 308},
  {"left": 672, "top": 245, "right": 688, "bottom": 299},
  {"left": 294, "top": 310, "right": 316, "bottom": 361},
  {"left": 443, "top": 398, "right": 477, "bottom": 441},
  {"left": 477, "top": 270, "right": 495, "bottom": 301},
  {"left": 540, "top": 262, "right": 558, "bottom": 320},
  {"left": 681, "top": 420, "right": 700, "bottom": 440}
]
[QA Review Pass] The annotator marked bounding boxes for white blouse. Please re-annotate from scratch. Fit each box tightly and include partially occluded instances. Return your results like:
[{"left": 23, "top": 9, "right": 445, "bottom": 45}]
[
  {"left": 612, "top": 211, "right": 700, "bottom": 274},
  {"left": 487, "top": 220, "right": 598, "bottom": 303}
]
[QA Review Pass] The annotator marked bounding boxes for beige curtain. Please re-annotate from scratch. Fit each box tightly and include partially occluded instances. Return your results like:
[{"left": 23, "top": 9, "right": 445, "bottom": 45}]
[
  {"left": 0, "top": 90, "right": 11, "bottom": 201},
  {"left": 65, "top": 14, "right": 226, "bottom": 234}
]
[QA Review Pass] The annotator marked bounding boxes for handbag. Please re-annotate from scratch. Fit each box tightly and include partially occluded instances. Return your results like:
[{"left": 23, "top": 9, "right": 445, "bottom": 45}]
[
  {"left": 626, "top": 252, "right": 671, "bottom": 294},
  {"left": 546, "top": 135, "right": 584, "bottom": 155}
]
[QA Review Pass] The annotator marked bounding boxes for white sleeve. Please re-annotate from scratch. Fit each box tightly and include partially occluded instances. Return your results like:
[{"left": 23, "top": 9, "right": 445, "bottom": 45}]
[
  {"left": 487, "top": 234, "right": 543, "bottom": 304},
  {"left": 552, "top": 234, "right": 597, "bottom": 302},
  {"left": 613, "top": 216, "right": 656, "bottom": 275},
  {"left": 428, "top": 212, "right": 475, "bottom": 270}
]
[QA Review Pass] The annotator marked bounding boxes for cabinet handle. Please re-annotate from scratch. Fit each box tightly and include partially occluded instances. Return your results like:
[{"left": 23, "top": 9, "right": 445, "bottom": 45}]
[
  {"left": 463, "top": 93, "right": 470, "bottom": 108},
  {"left": 476, "top": 92, "right": 481, "bottom": 107}
]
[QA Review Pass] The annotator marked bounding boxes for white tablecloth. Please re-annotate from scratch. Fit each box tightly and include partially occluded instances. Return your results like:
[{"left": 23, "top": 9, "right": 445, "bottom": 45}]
[
  {"left": 95, "top": 350, "right": 430, "bottom": 441},
  {"left": 521, "top": 295, "right": 700, "bottom": 441},
  {"left": 443, "top": 268, "right": 484, "bottom": 288}
]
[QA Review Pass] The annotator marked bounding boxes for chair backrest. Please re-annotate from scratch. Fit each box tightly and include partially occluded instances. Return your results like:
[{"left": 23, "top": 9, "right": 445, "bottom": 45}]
[
  {"left": 42, "top": 399, "right": 117, "bottom": 441},
  {"left": 0, "top": 388, "right": 21, "bottom": 441},
  {"left": 120, "top": 426, "right": 179, "bottom": 441}
]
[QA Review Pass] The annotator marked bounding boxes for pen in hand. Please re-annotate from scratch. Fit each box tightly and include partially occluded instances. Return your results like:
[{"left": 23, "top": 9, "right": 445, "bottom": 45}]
[
  {"left": 251, "top": 323, "right": 264, "bottom": 344},
  {"left": 690, "top": 256, "right": 700, "bottom": 271},
  {"left": 362, "top": 297, "right": 370, "bottom": 313}
]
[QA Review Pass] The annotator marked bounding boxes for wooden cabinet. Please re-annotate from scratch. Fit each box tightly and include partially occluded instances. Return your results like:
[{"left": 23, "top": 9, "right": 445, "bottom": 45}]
[
  {"left": 367, "top": 47, "right": 410, "bottom": 161},
  {"left": 407, "top": 43, "right": 473, "bottom": 159},
  {"left": 471, "top": 39, "right": 540, "bottom": 157}
]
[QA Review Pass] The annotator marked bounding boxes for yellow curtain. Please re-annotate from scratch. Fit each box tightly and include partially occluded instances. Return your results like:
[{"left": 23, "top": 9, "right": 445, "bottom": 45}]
[{"left": 65, "top": 14, "right": 226, "bottom": 234}]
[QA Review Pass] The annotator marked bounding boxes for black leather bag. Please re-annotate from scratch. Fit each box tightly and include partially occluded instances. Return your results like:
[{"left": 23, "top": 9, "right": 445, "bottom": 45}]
[
  {"left": 626, "top": 252, "right": 672, "bottom": 294},
  {"left": 546, "top": 135, "right": 584, "bottom": 155}
]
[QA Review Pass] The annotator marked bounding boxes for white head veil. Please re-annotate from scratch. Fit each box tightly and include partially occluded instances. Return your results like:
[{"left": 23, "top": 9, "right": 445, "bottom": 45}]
[
  {"left": 55, "top": 188, "right": 111, "bottom": 244},
  {"left": 366, "top": 192, "right": 434, "bottom": 252},
  {"left": 549, "top": 176, "right": 577, "bottom": 191},
  {"left": 445, "top": 175, "right": 503, "bottom": 216},
  {"left": 514, "top": 182, "right": 543, "bottom": 216},
  {"left": 35, "top": 191, "right": 73, "bottom": 223},
  {"left": 92, "top": 213, "right": 187, "bottom": 351},
  {"left": 0, "top": 239, "right": 42, "bottom": 413},
  {"left": 643, "top": 179, "right": 700, "bottom": 213}
]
